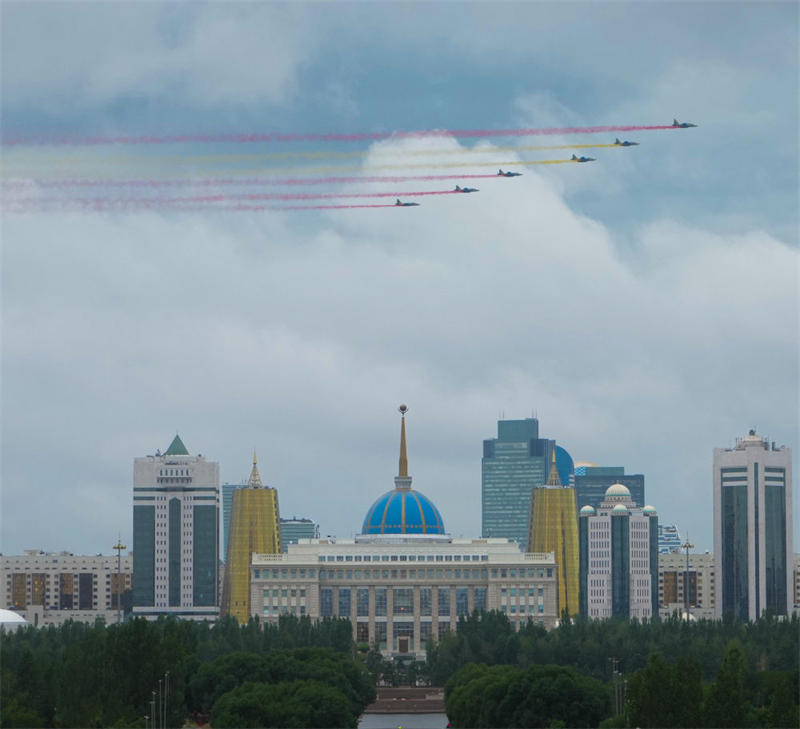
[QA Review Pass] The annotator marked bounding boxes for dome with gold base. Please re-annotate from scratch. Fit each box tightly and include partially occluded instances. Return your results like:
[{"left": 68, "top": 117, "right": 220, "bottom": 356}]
[{"left": 361, "top": 405, "right": 446, "bottom": 536}]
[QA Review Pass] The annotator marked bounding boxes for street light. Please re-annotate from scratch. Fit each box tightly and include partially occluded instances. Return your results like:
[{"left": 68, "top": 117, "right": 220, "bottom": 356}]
[
  {"left": 112, "top": 536, "right": 127, "bottom": 625},
  {"left": 682, "top": 533, "right": 694, "bottom": 620}
]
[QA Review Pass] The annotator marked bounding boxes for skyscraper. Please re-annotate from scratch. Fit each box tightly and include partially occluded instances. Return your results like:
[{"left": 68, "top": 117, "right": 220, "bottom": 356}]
[
  {"left": 280, "top": 518, "right": 320, "bottom": 552},
  {"left": 713, "top": 431, "right": 793, "bottom": 620},
  {"left": 578, "top": 485, "right": 659, "bottom": 620},
  {"left": 132, "top": 435, "right": 220, "bottom": 620},
  {"left": 221, "top": 482, "right": 243, "bottom": 562},
  {"left": 221, "top": 452, "right": 281, "bottom": 623},
  {"left": 574, "top": 464, "right": 645, "bottom": 513},
  {"left": 528, "top": 453, "right": 579, "bottom": 616},
  {"left": 482, "top": 418, "right": 561, "bottom": 549}
]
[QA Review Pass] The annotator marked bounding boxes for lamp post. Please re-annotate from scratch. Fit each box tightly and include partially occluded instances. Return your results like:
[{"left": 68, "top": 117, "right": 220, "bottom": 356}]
[
  {"left": 112, "top": 536, "right": 126, "bottom": 625},
  {"left": 151, "top": 693, "right": 156, "bottom": 729},
  {"left": 682, "top": 534, "right": 694, "bottom": 620}
]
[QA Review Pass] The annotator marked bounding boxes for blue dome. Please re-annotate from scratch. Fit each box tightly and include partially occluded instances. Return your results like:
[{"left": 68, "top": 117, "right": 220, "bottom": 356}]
[{"left": 362, "top": 488, "right": 445, "bottom": 535}]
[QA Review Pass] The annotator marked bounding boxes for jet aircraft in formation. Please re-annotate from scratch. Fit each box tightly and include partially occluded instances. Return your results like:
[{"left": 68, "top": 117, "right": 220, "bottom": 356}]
[
  {"left": 395, "top": 199, "right": 420, "bottom": 206},
  {"left": 672, "top": 119, "right": 698, "bottom": 128},
  {"left": 571, "top": 154, "right": 596, "bottom": 163},
  {"left": 497, "top": 169, "right": 522, "bottom": 177},
  {"left": 454, "top": 185, "right": 479, "bottom": 193},
  {"left": 614, "top": 138, "right": 639, "bottom": 146}
]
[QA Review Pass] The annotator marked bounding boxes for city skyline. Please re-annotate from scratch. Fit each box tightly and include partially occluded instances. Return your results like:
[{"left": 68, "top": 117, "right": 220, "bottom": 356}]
[{"left": 3, "top": 3, "right": 797, "bottom": 559}]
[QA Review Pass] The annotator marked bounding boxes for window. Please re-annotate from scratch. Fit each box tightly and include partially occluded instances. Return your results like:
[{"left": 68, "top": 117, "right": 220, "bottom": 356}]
[
  {"left": 375, "top": 587, "right": 387, "bottom": 616},
  {"left": 456, "top": 587, "right": 469, "bottom": 616},
  {"left": 320, "top": 588, "right": 333, "bottom": 617},
  {"left": 420, "top": 587, "right": 432, "bottom": 616},
  {"left": 338, "top": 587, "right": 351, "bottom": 617},
  {"left": 438, "top": 587, "right": 450, "bottom": 616},
  {"left": 357, "top": 588, "right": 370, "bottom": 617},
  {"left": 394, "top": 588, "right": 413, "bottom": 615}
]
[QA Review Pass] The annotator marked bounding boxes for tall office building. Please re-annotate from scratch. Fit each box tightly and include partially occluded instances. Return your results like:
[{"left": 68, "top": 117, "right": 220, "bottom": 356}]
[
  {"left": 574, "top": 464, "right": 645, "bottom": 513},
  {"left": 528, "top": 454, "right": 579, "bottom": 616},
  {"left": 281, "top": 518, "right": 320, "bottom": 552},
  {"left": 483, "top": 418, "right": 573, "bottom": 549},
  {"left": 222, "top": 482, "right": 249, "bottom": 561},
  {"left": 713, "top": 431, "right": 793, "bottom": 620},
  {"left": 221, "top": 452, "right": 281, "bottom": 622},
  {"left": 578, "top": 485, "right": 659, "bottom": 620},
  {"left": 133, "top": 435, "right": 220, "bottom": 620}
]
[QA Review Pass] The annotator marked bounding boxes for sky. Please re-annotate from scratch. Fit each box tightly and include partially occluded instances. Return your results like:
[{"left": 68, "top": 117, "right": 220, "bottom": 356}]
[{"left": 1, "top": 1, "right": 797, "bottom": 557}]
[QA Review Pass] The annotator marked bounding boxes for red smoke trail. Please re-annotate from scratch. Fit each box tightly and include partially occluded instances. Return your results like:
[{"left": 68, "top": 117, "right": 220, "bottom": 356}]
[
  {"left": 21, "top": 190, "right": 459, "bottom": 207},
  {"left": 5, "top": 174, "right": 503, "bottom": 190},
  {"left": 6, "top": 199, "right": 403, "bottom": 214},
  {"left": 2, "top": 124, "right": 678, "bottom": 147}
]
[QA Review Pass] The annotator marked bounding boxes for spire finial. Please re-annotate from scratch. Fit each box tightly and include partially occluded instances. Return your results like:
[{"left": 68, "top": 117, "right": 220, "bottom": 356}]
[
  {"left": 248, "top": 450, "right": 263, "bottom": 488},
  {"left": 398, "top": 405, "right": 409, "bottom": 478},
  {"left": 547, "top": 447, "right": 562, "bottom": 486}
]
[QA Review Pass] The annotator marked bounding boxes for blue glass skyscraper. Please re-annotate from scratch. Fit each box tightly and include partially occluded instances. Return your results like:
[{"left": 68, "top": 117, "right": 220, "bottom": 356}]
[{"left": 482, "top": 418, "right": 573, "bottom": 550}]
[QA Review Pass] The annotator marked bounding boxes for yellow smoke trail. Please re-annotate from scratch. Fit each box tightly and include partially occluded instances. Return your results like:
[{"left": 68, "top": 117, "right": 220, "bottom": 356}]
[{"left": 3, "top": 143, "right": 619, "bottom": 171}]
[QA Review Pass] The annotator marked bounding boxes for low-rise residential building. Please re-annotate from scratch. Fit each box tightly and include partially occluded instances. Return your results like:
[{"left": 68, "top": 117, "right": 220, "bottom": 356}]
[
  {"left": 1, "top": 549, "right": 133, "bottom": 627},
  {"left": 658, "top": 551, "right": 716, "bottom": 620}
]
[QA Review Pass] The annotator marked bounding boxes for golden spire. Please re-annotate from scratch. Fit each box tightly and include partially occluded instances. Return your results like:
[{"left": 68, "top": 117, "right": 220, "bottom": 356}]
[
  {"left": 398, "top": 404, "right": 409, "bottom": 477},
  {"left": 547, "top": 448, "right": 562, "bottom": 486},
  {"left": 248, "top": 449, "right": 263, "bottom": 488}
]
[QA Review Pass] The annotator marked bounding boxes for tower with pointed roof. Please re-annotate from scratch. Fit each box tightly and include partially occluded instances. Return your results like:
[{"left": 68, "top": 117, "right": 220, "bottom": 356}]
[
  {"left": 361, "top": 406, "right": 446, "bottom": 536},
  {"left": 528, "top": 451, "right": 580, "bottom": 617},
  {"left": 221, "top": 451, "right": 281, "bottom": 623},
  {"left": 132, "top": 435, "right": 220, "bottom": 620}
]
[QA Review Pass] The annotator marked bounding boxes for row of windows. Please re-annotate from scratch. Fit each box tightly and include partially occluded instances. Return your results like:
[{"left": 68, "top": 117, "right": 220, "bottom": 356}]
[
  {"left": 318, "top": 554, "right": 490, "bottom": 563},
  {"left": 255, "top": 566, "right": 552, "bottom": 580}
]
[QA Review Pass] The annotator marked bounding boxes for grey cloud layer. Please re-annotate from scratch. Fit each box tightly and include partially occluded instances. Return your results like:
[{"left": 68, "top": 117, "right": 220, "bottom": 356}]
[{"left": 2, "top": 152, "right": 796, "bottom": 554}]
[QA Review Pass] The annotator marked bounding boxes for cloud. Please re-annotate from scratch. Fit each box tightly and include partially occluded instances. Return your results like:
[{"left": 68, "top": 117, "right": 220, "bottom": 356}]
[
  {"left": 2, "top": 4, "right": 319, "bottom": 112},
  {"left": 2, "top": 141, "right": 796, "bottom": 553}
]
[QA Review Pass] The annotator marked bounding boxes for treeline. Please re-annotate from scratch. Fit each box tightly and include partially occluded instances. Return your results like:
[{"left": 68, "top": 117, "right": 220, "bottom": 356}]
[
  {"left": 427, "top": 610, "right": 800, "bottom": 685},
  {"left": 621, "top": 645, "right": 799, "bottom": 729},
  {"left": 433, "top": 612, "right": 799, "bottom": 728},
  {"left": 0, "top": 615, "right": 373, "bottom": 728}
]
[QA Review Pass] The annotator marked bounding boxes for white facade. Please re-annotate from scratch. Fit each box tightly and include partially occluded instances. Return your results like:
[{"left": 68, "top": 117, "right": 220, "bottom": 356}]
[
  {"left": 133, "top": 437, "right": 220, "bottom": 620},
  {"left": 1, "top": 550, "right": 132, "bottom": 627},
  {"left": 658, "top": 551, "right": 716, "bottom": 620},
  {"left": 713, "top": 432, "right": 793, "bottom": 620},
  {"left": 580, "top": 488, "right": 657, "bottom": 620},
  {"left": 251, "top": 536, "right": 558, "bottom": 658}
]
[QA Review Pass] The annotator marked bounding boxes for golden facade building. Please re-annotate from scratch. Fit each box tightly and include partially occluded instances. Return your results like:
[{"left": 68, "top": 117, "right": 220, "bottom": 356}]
[
  {"left": 528, "top": 454, "right": 579, "bottom": 616},
  {"left": 221, "top": 452, "right": 281, "bottom": 622}
]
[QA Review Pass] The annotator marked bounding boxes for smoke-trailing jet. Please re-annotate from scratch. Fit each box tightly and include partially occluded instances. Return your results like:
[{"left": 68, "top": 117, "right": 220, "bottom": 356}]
[
  {"left": 571, "top": 154, "right": 596, "bottom": 163},
  {"left": 614, "top": 138, "right": 639, "bottom": 147},
  {"left": 395, "top": 199, "right": 420, "bottom": 206},
  {"left": 454, "top": 185, "right": 479, "bottom": 193},
  {"left": 672, "top": 119, "right": 697, "bottom": 128},
  {"left": 497, "top": 169, "right": 522, "bottom": 177}
]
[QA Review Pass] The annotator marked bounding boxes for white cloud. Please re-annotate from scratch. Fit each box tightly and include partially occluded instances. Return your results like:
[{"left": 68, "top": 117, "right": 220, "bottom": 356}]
[{"left": 2, "top": 150, "right": 796, "bottom": 553}]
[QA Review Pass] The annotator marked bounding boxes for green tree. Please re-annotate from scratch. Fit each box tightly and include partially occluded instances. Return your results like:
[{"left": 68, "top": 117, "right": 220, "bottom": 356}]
[{"left": 704, "top": 639, "right": 747, "bottom": 728}]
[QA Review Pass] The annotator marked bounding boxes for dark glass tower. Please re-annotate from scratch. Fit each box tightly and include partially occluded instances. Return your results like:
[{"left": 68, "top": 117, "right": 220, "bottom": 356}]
[
  {"left": 713, "top": 431, "right": 793, "bottom": 620},
  {"left": 482, "top": 418, "right": 560, "bottom": 550}
]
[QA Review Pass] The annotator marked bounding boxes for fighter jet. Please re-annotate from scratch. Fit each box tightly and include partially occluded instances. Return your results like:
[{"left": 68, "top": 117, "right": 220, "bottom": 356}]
[
  {"left": 454, "top": 185, "right": 479, "bottom": 193},
  {"left": 672, "top": 119, "right": 698, "bottom": 128},
  {"left": 614, "top": 138, "right": 639, "bottom": 146},
  {"left": 571, "top": 154, "right": 596, "bottom": 163},
  {"left": 395, "top": 199, "right": 420, "bottom": 206},
  {"left": 497, "top": 169, "right": 522, "bottom": 177}
]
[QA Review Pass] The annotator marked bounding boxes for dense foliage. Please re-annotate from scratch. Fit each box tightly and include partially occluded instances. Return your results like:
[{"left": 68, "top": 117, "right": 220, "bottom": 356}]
[
  {"left": 427, "top": 610, "right": 800, "bottom": 685},
  {"left": 433, "top": 612, "right": 799, "bottom": 729},
  {"left": 446, "top": 662, "right": 611, "bottom": 728},
  {"left": 0, "top": 615, "right": 372, "bottom": 728}
]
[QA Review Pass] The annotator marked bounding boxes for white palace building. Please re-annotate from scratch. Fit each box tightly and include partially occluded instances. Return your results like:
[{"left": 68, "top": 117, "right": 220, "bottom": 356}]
[{"left": 249, "top": 407, "right": 559, "bottom": 657}]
